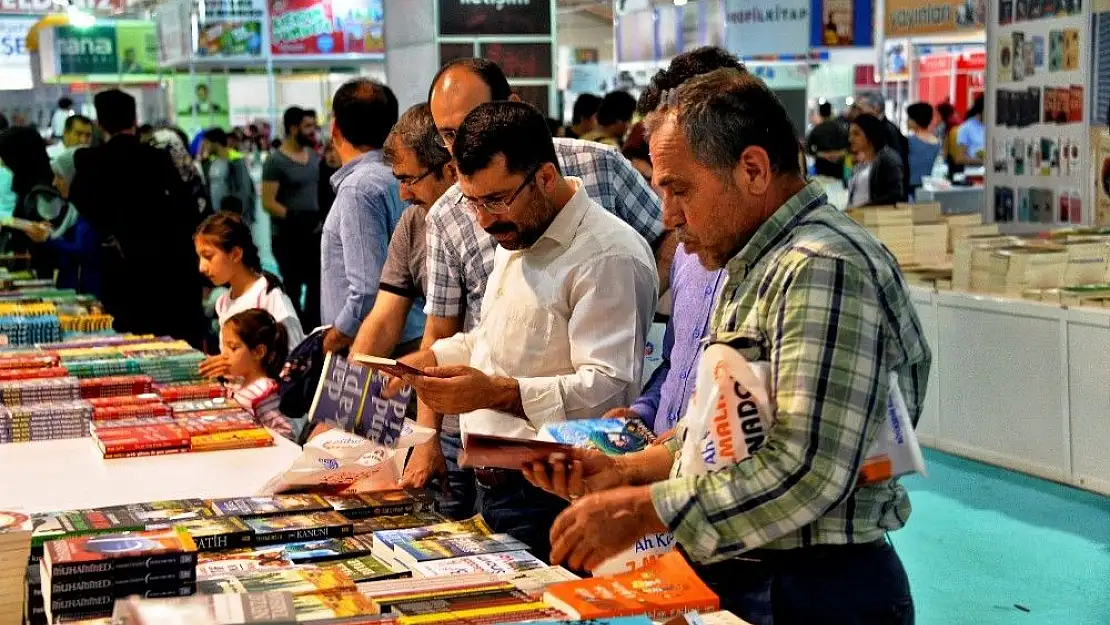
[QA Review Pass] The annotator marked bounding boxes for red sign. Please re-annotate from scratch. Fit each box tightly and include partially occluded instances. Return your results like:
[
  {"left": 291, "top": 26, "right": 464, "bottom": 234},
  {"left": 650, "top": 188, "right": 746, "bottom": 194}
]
[{"left": 269, "top": 0, "right": 384, "bottom": 55}]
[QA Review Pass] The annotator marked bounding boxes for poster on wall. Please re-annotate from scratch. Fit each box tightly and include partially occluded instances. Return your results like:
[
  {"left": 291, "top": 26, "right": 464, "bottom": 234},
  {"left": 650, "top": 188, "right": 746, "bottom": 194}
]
[
  {"left": 724, "top": 0, "right": 810, "bottom": 57},
  {"left": 987, "top": 0, "right": 1089, "bottom": 225},
  {"left": 810, "top": 0, "right": 874, "bottom": 47},
  {"left": 437, "top": 0, "right": 551, "bottom": 36},
  {"left": 0, "top": 17, "right": 33, "bottom": 90},
  {"left": 172, "top": 75, "right": 230, "bottom": 136},
  {"left": 479, "top": 42, "right": 551, "bottom": 79},
  {"left": 44, "top": 21, "right": 158, "bottom": 80},
  {"left": 270, "top": 0, "right": 385, "bottom": 55},
  {"left": 885, "top": 0, "right": 986, "bottom": 38},
  {"left": 197, "top": 0, "right": 264, "bottom": 56}
]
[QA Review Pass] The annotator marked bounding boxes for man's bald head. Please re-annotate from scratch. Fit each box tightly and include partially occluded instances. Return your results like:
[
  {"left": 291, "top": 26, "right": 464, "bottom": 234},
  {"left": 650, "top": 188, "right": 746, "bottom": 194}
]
[{"left": 428, "top": 58, "right": 514, "bottom": 152}]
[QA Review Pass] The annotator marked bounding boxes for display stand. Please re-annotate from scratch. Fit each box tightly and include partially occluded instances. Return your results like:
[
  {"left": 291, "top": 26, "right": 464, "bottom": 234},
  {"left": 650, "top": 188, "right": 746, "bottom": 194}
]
[
  {"left": 911, "top": 286, "right": 1110, "bottom": 496},
  {"left": 986, "top": 0, "right": 1092, "bottom": 229}
]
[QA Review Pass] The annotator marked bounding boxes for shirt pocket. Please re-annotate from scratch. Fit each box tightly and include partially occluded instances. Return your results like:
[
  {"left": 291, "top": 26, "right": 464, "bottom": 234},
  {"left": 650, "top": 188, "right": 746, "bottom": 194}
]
[{"left": 488, "top": 304, "right": 555, "bottom": 374}]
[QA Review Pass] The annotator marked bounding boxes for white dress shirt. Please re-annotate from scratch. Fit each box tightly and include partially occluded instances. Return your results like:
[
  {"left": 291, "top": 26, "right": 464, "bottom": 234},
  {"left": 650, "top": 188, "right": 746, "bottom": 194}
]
[{"left": 431, "top": 177, "right": 659, "bottom": 441}]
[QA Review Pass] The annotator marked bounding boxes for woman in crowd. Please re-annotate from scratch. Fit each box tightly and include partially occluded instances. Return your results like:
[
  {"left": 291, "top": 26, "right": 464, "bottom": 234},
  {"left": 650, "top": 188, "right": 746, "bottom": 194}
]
[
  {"left": 195, "top": 211, "right": 304, "bottom": 380},
  {"left": 937, "top": 101, "right": 963, "bottom": 181},
  {"left": 150, "top": 125, "right": 212, "bottom": 217},
  {"left": 0, "top": 126, "right": 57, "bottom": 276},
  {"left": 906, "top": 102, "right": 942, "bottom": 197},
  {"left": 847, "top": 113, "right": 905, "bottom": 208}
]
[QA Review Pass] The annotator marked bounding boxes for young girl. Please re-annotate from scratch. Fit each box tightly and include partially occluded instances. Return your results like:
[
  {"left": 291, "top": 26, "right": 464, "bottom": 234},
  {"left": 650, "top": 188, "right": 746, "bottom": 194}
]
[
  {"left": 196, "top": 211, "right": 304, "bottom": 379},
  {"left": 222, "top": 309, "right": 296, "bottom": 440}
]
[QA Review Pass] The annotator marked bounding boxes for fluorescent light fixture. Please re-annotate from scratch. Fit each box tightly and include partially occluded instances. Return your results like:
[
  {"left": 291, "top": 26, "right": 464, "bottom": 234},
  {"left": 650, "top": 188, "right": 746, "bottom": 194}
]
[{"left": 674, "top": 0, "right": 688, "bottom": 5}]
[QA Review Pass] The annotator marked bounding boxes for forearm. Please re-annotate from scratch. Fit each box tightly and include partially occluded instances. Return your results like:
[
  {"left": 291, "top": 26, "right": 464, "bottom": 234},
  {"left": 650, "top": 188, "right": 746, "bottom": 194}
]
[
  {"left": 262, "top": 199, "right": 288, "bottom": 219},
  {"left": 352, "top": 303, "right": 408, "bottom": 358}
]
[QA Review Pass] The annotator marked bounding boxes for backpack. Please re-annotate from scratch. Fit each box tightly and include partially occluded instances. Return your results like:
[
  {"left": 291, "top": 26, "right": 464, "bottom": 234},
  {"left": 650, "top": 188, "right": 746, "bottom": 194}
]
[{"left": 277, "top": 327, "right": 328, "bottom": 443}]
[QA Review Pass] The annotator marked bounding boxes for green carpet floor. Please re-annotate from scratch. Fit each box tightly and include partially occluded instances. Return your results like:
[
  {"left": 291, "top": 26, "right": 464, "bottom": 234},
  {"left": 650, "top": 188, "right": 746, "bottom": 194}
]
[{"left": 894, "top": 450, "right": 1110, "bottom": 625}]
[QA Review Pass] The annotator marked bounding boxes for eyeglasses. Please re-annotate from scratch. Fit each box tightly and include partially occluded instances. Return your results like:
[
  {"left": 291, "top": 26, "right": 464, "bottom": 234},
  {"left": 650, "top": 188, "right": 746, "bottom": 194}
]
[
  {"left": 397, "top": 169, "right": 434, "bottom": 189},
  {"left": 456, "top": 164, "right": 540, "bottom": 216},
  {"left": 435, "top": 130, "right": 457, "bottom": 148}
]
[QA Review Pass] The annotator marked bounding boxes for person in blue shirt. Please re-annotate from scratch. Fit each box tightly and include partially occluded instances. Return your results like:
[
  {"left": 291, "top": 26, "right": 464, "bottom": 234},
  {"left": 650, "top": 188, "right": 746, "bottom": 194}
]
[
  {"left": 906, "top": 102, "right": 942, "bottom": 196},
  {"left": 320, "top": 79, "right": 413, "bottom": 354},
  {"left": 955, "top": 95, "right": 985, "bottom": 168}
]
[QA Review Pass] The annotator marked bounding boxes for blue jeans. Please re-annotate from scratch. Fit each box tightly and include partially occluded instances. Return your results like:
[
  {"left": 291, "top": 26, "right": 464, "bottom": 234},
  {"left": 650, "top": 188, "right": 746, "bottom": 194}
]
[
  {"left": 693, "top": 540, "right": 914, "bottom": 625},
  {"left": 434, "top": 429, "right": 476, "bottom": 521}
]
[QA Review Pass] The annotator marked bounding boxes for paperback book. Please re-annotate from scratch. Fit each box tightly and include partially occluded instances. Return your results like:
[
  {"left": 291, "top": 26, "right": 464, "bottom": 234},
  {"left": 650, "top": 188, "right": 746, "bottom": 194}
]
[
  {"left": 165, "top": 517, "right": 253, "bottom": 552},
  {"left": 293, "top": 590, "right": 378, "bottom": 621},
  {"left": 191, "top": 428, "right": 275, "bottom": 452},
  {"left": 111, "top": 591, "right": 298, "bottom": 625},
  {"left": 308, "top": 352, "right": 410, "bottom": 447},
  {"left": 281, "top": 536, "right": 376, "bottom": 564},
  {"left": 43, "top": 527, "right": 198, "bottom": 579},
  {"left": 244, "top": 511, "right": 353, "bottom": 545},
  {"left": 409, "top": 551, "right": 546, "bottom": 578},
  {"left": 385, "top": 587, "right": 538, "bottom": 616},
  {"left": 371, "top": 515, "right": 492, "bottom": 562},
  {"left": 323, "top": 490, "right": 427, "bottom": 520},
  {"left": 42, "top": 567, "right": 195, "bottom": 598},
  {"left": 539, "top": 418, "right": 656, "bottom": 454},
  {"left": 195, "top": 549, "right": 293, "bottom": 581},
  {"left": 393, "top": 534, "right": 529, "bottom": 565},
  {"left": 208, "top": 495, "right": 331, "bottom": 519},
  {"left": 542, "top": 552, "right": 719, "bottom": 620},
  {"left": 197, "top": 567, "right": 356, "bottom": 596},
  {"left": 351, "top": 512, "right": 445, "bottom": 536},
  {"left": 322, "top": 555, "right": 409, "bottom": 583},
  {"left": 458, "top": 434, "right": 574, "bottom": 470}
]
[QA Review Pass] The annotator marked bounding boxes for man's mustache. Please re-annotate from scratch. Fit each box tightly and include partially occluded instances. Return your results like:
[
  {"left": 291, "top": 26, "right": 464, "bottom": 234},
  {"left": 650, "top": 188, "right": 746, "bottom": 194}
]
[{"left": 484, "top": 222, "right": 517, "bottom": 235}]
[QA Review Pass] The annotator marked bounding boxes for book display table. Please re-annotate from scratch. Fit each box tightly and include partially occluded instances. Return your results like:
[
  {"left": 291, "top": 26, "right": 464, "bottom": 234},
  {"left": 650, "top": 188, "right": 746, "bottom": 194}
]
[
  {"left": 910, "top": 286, "right": 1110, "bottom": 496},
  {"left": 0, "top": 436, "right": 303, "bottom": 513}
]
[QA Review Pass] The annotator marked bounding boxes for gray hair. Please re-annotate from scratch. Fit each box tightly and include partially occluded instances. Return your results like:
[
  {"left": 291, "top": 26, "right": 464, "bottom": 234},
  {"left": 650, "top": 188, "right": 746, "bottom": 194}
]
[
  {"left": 384, "top": 103, "right": 451, "bottom": 175},
  {"left": 650, "top": 68, "right": 801, "bottom": 175}
]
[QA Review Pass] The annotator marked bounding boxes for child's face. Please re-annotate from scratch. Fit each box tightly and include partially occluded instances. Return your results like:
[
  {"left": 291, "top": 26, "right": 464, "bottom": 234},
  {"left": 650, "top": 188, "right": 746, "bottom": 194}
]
[
  {"left": 196, "top": 237, "right": 240, "bottom": 286},
  {"left": 221, "top": 326, "right": 264, "bottom": 378}
]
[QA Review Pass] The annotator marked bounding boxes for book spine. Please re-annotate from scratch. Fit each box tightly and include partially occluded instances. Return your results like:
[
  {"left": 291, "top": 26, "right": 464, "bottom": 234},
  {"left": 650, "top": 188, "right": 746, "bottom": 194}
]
[
  {"left": 101, "top": 447, "right": 189, "bottom": 460},
  {"left": 348, "top": 502, "right": 416, "bottom": 520},
  {"left": 50, "top": 586, "right": 195, "bottom": 612},
  {"left": 190, "top": 530, "right": 254, "bottom": 552},
  {"left": 48, "top": 577, "right": 196, "bottom": 600},
  {"left": 50, "top": 553, "right": 198, "bottom": 579},
  {"left": 253, "top": 524, "right": 354, "bottom": 546}
]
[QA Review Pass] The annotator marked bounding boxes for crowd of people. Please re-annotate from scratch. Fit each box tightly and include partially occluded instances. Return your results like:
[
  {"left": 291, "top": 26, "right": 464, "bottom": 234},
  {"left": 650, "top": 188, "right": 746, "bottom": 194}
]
[
  {"left": 805, "top": 91, "right": 986, "bottom": 208},
  {"left": 0, "top": 45, "right": 939, "bottom": 625}
]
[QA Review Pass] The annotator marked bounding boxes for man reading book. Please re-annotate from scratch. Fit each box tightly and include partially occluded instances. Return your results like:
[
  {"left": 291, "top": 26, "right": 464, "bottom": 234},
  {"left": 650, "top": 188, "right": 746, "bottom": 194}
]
[
  {"left": 391, "top": 101, "right": 658, "bottom": 562},
  {"left": 522, "top": 67, "right": 930, "bottom": 625}
]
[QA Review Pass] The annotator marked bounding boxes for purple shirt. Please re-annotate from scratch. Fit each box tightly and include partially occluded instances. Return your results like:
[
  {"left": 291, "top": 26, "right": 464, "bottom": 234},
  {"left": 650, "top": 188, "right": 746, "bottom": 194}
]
[{"left": 630, "top": 245, "right": 725, "bottom": 434}]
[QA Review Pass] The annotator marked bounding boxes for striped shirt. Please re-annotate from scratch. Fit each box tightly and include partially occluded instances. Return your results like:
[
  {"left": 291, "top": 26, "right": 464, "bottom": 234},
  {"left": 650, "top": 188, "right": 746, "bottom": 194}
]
[
  {"left": 424, "top": 139, "right": 663, "bottom": 330},
  {"left": 650, "top": 181, "right": 931, "bottom": 563}
]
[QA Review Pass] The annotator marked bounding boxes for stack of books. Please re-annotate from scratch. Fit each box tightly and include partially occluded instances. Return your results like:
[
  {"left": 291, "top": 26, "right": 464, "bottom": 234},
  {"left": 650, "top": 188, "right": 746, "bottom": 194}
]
[
  {"left": 1057, "top": 237, "right": 1110, "bottom": 286},
  {"left": 987, "top": 245, "right": 1068, "bottom": 296},
  {"left": 912, "top": 223, "right": 949, "bottom": 267},
  {"left": 847, "top": 205, "right": 915, "bottom": 265},
  {"left": 951, "top": 235, "right": 1021, "bottom": 291},
  {"left": 0, "top": 511, "right": 31, "bottom": 625},
  {"left": 943, "top": 213, "right": 997, "bottom": 254},
  {"left": 90, "top": 412, "right": 275, "bottom": 459},
  {"left": 40, "top": 527, "right": 198, "bottom": 623},
  {"left": 0, "top": 400, "right": 93, "bottom": 444}
]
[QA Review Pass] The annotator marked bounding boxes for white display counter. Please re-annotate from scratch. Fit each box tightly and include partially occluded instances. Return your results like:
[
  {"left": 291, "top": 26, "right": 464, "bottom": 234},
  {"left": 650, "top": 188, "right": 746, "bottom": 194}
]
[
  {"left": 0, "top": 437, "right": 303, "bottom": 514},
  {"left": 910, "top": 287, "right": 1110, "bottom": 496}
]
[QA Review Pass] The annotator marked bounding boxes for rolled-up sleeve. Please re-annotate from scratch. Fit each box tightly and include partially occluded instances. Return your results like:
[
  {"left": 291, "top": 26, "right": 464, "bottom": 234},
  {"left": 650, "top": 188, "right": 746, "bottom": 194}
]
[
  {"left": 650, "top": 257, "right": 888, "bottom": 562},
  {"left": 430, "top": 331, "right": 475, "bottom": 368},
  {"left": 332, "top": 183, "right": 391, "bottom": 336},
  {"left": 516, "top": 255, "right": 658, "bottom": 428}
]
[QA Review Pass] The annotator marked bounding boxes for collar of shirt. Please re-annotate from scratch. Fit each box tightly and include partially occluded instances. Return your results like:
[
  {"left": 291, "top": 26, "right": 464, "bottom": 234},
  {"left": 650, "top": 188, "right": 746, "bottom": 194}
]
[
  {"left": 531, "top": 177, "right": 589, "bottom": 251},
  {"left": 330, "top": 150, "right": 383, "bottom": 191},
  {"left": 725, "top": 180, "right": 828, "bottom": 279}
]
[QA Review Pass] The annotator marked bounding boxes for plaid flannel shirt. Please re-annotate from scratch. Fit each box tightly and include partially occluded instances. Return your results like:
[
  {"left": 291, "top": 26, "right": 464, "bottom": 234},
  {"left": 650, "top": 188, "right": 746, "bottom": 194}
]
[
  {"left": 424, "top": 139, "right": 663, "bottom": 330},
  {"left": 650, "top": 181, "right": 932, "bottom": 563}
]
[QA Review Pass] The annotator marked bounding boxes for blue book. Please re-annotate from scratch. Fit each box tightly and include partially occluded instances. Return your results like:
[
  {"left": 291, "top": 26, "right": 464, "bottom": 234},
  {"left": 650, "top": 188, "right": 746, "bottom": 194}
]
[
  {"left": 540, "top": 418, "right": 655, "bottom": 455},
  {"left": 306, "top": 352, "right": 410, "bottom": 447},
  {"left": 392, "top": 533, "right": 529, "bottom": 565}
]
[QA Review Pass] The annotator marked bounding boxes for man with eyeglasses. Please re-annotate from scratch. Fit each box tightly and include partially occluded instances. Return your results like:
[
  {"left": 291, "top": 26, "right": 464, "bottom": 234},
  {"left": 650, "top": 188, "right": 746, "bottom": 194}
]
[
  {"left": 388, "top": 101, "right": 657, "bottom": 561},
  {"left": 350, "top": 103, "right": 455, "bottom": 358}
]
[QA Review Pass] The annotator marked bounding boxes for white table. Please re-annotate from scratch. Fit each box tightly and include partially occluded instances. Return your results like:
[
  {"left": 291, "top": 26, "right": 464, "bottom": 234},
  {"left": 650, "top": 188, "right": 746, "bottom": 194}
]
[{"left": 0, "top": 437, "right": 303, "bottom": 513}]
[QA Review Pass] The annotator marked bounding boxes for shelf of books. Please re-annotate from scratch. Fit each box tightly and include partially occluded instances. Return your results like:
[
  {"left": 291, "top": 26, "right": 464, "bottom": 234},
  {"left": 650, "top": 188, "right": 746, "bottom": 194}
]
[
  {"left": 845, "top": 203, "right": 1110, "bottom": 495},
  {"left": 0, "top": 492, "right": 751, "bottom": 625}
]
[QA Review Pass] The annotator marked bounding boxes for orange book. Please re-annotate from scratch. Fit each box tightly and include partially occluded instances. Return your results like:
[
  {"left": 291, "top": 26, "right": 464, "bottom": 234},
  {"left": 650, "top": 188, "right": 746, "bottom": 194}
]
[{"left": 542, "top": 552, "right": 718, "bottom": 620}]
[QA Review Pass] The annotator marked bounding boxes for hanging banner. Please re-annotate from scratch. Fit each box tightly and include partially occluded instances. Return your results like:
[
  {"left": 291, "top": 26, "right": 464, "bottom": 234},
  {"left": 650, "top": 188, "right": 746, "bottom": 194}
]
[
  {"left": 811, "top": 0, "right": 874, "bottom": 47},
  {"left": 269, "top": 0, "right": 384, "bottom": 55},
  {"left": 437, "top": 0, "right": 551, "bottom": 36},
  {"left": 0, "top": 16, "right": 32, "bottom": 90},
  {"left": 885, "top": 0, "right": 986, "bottom": 37},
  {"left": 0, "top": 0, "right": 128, "bottom": 15},
  {"left": 198, "top": 0, "right": 264, "bottom": 56},
  {"left": 48, "top": 21, "right": 157, "bottom": 77},
  {"left": 724, "top": 0, "right": 811, "bottom": 57},
  {"left": 173, "top": 75, "right": 230, "bottom": 136}
]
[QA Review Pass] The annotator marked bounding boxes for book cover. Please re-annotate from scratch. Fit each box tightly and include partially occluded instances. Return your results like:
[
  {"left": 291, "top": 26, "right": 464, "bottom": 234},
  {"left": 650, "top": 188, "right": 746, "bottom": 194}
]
[
  {"left": 169, "top": 517, "right": 253, "bottom": 552},
  {"left": 386, "top": 587, "right": 538, "bottom": 616},
  {"left": 410, "top": 551, "right": 546, "bottom": 578},
  {"left": 196, "top": 548, "right": 293, "bottom": 581},
  {"left": 458, "top": 434, "right": 574, "bottom": 470},
  {"left": 44, "top": 527, "right": 198, "bottom": 579},
  {"left": 308, "top": 353, "right": 412, "bottom": 448},
  {"left": 191, "top": 428, "right": 275, "bottom": 452},
  {"left": 372, "top": 515, "right": 492, "bottom": 561},
  {"left": 198, "top": 567, "right": 356, "bottom": 596},
  {"left": 112, "top": 591, "right": 298, "bottom": 625},
  {"left": 31, "top": 509, "right": 146, "bottom": 551},
  {"left": 282, "top": 536, "right": 375, "bottom": 564},
  {"left": 394, "top": 534, "right": 529, "bottom": 565},
  {"left": 209, "top": 495, "right": 331, "bottom": 519},
  {"left": 245, "top": 512, "right": 353, "bottom": 546},
  {"left": 497, "top": 566, "right": 580, "bottom": 597},
  {"left": 94, "top": 424, "right": 191, "bottom": 454},
  {"left": 542, "top": 552, "right": 719, "bottom": 620},
  {"left": 323, "top": 555, "right": 409, "bottom": 583},
  {"left": 293, "top": 590, "right": 378, "bottom": 621},
  {"left": 0, "top": 509, "right": 32, "bottom": 535},
  {"left": 351, "top": 512, "right": 445, "bottom": 536},
  {"left": 324, "top": 491, "right": 421, "bottom": 520},
  {"left": 540, "top": 418, "right": 656, "bottom": 455}
]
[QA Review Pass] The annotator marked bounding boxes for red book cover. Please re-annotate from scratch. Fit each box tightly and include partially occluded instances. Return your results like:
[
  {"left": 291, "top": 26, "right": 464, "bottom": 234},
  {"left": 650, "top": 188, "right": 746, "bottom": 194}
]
[
  {"left": 94, "top": 424, "right": 191, "bottom": 454},
  {"left": 459, "top": 434, "right": 574, "bottom": 470},
  {"left": 0, "top": 366, "right": 68, "bottom": 381},
  {"left": 542, "top": 552, "right": 719, "bottom": 620},
  {"left": 80, "top": 376, "right": 154, "bottom": 399},
  {"left": 93, "top": 403, "right": 173, "bottom": 421},
  {"left": 88, "top": 395, "right": 163, "bottom": 408},
  {"left": 101, "top": 447, "right": 189, "bottom": 460},
  {"left": 174, "top": 411, "right": 258, "bottom": 436},
  {"left": 156, "top": 383, "right": 224, "bottom": 402}
]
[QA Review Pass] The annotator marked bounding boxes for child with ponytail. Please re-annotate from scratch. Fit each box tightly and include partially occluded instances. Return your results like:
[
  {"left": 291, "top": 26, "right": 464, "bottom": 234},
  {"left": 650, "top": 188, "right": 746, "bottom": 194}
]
[
  {"left": 221, "top": 309, "right": 296, "bottom": 439},
  {"left": 195, "top": 211, "right": 304, "bottom": 379}
]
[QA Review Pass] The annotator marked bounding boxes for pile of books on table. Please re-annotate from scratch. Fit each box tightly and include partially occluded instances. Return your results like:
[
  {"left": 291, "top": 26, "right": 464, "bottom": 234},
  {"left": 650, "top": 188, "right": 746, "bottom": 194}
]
[
  {"left": 18, "top": 489, "right": 743, "bottom": 625},
  {"left": 90, "top": 410, "right": 274, "bottom": 459},
  {"left": 0, "top": 511, "right": 32, "bottom": 625}
]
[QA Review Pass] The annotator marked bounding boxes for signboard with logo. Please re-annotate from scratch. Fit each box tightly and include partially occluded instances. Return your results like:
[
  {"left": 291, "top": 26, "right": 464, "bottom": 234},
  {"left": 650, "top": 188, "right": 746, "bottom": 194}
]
[
  {"left": 0, "top": 17, "right": 32, "bottom": 90},
  {"left": 41, "top": 20, "right": 158, "bottom": 81},
  {"left": 0, "top": 0, "right": 127, "bottom": 15},
  {"left": 270, "top": 0, "right": 384, "bottom": 55},
  {"left": 437, "top": 0, "right": 551, "bottom": 36},
  {"left": 885, "top": 0, "right": 986, "bottom": 38},
  {"left": 198, "top": 0, "right": 264, "bottom": 56},
  {"left": 811, "top": 0, "right": 874, "bottom": 47},
  {"left": 724, "top": 0, "right": 810, "bottom": 57}
]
